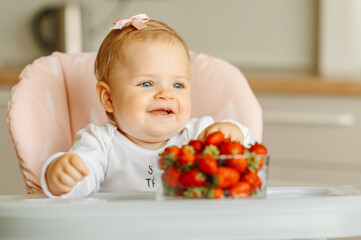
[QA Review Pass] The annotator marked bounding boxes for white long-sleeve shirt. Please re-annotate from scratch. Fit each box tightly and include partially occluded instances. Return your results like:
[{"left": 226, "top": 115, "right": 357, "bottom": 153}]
[{"left": 40, "top": 116, "right": 256, "bottom": 198}]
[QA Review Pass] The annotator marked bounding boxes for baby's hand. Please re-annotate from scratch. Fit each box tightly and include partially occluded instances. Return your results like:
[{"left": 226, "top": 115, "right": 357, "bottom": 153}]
[
  {"left": 198, "top": 122, "right": 244, "bottom": 144},
  {"left": 45, "top": 153, "right": 90, "bottom": 196}
]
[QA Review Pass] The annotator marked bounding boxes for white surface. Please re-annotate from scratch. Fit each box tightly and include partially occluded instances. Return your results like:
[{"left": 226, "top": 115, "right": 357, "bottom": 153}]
[{"left": 0, "top": 187, "right": 361, "bottom": 240}]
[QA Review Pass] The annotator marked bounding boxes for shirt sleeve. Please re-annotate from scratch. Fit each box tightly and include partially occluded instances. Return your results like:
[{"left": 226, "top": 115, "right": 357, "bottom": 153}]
[
  {"left": 40, "top": 124, "right": 112, "bottom": 198},
  {"left": 187, "top": 116, "right": 215, "bottom": 140}
]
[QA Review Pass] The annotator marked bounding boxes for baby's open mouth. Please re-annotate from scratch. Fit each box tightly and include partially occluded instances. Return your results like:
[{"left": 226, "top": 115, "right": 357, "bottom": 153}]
[{"left": 149, "top": 108, "right": 174, "bottom": 116}]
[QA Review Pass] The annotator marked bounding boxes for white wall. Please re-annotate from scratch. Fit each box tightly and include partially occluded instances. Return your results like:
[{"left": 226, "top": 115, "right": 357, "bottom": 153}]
[
  {"left": 318, "top": 0, "right": 361, "bottom": 77},
  {"left": 0, "top": 0, "right": 317, "bottom": 72},
  {"left": 0, "top": 87, "right": 26, "bottom": 194}
]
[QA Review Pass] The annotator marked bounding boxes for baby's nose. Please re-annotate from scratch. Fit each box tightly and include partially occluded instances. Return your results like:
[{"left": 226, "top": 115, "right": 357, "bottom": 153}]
[{"left": 155, "top": 89, "right": 174, "bottom": 100}]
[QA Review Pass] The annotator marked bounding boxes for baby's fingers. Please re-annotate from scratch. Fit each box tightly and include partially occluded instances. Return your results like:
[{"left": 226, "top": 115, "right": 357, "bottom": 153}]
[
  {"left": 68, "top": 154, "right": 90, "bottom": 176},
  {"left": 64, "top": 165, "right": 86, "bottom": 182},
  {"left": 197, "top": 125, "right": 218, "bottom": 142},
  {"left": 197, "top": 130, "right": 207, "bottom": 142},
  {"left": 57, "top": 173, "right": 77, "bottom": 188}
]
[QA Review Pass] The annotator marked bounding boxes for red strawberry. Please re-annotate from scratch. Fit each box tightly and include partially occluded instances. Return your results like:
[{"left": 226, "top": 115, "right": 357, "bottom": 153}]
[
  {"left": 249, "top": 143, "right": 268, "bottom": 155},
  {"left": 158, "top": 158, "right": 167, "bottom": 170},
  {"left": 194, "top": 152, "right": 203, "bottom": 161},
  {"left": 243, "top": 171, "right": 262, "bottom": 190},
  {"left": 228, "top": 157, "right": 248, "bottom": 173},
  {"left": 205, "top": 131, "right": 225, "bottom": 146},
  {"left": 161, "top": 167, "right": 182, "bottom": 188},
  {"left": 207, "top": 187, "right": 224, "bottom": 199},
  {"left": 249, "top": 143, "right": 268, "bottom": 169},
  {"left": 230, "top": 181, "right": 251, "bottom": 198},
  {"left": 188, "top": 140, "right": 204, "bottom": 153},
  {"left": 177, "top": 145, "right": 196, "bottom": 171},
  {"left": 220, "top": 141, "right": 245, "bottom": 155},
  {"left": 258, "top": 158, "right": 265, "bottom": 170},
  {"left": 215, "top": 167, "right": 240, "bottom": 188},
  {"left": 180, "top": 169, "right": 207, "bottom": 188},
  {"left": 165, "top": 145, "right": 181, "bottom": 156},
  {"left": 159, "top": 146, "right": 180, "bottom": 169},
  {"left": 197, "top": 154, "right": 218, "bottom": 175}
]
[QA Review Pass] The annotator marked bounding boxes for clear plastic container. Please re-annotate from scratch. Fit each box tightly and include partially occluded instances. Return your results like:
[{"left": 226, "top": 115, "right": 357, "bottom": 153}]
[{"left": 154, "top": 153, "right": 269, "bottom": 200}]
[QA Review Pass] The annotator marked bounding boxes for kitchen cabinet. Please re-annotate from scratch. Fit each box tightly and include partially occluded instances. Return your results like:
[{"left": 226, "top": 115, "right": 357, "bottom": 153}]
[{"left": 257, "top": 93, "right": 361, "bottom": 189}]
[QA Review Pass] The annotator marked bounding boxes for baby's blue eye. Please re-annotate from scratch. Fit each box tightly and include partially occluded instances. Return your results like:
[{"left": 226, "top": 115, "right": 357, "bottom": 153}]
[
  {"left": 140, "top": 82, "right": 152, "bottom": 87},
  {"left": 173, "top": 83, "right": 183, "bottom": 89}
]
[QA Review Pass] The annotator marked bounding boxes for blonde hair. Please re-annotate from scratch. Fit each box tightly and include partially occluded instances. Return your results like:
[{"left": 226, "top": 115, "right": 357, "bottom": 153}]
[{"left": 94, "top": 19, "right": 190, "bottom": 83}]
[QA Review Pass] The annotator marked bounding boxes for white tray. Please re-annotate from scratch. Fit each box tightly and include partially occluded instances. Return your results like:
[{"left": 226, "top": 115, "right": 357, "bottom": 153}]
[{"left": 0, "top": 186, "right": 361, "bottom": 240}]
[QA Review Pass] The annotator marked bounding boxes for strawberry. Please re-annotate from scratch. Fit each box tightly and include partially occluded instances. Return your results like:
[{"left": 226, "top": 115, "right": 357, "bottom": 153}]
[
  {"left": 249, "top": 143, "right": 268, "bottom": 155},
  {"left": 202, "top": 145, "right": 220, "bottom": 156},
  {"left": 205, "top": 131, "right": 225, "bottom": 146},
  {"left": 249, "top": 143, "right": 268, "bottom": 169},
  {"left": 258, "top": 158, "right": 265, "bottom": 170},
  {"left": 197, "top": 154, "right": 218, "bottom": 175},
  {"left": 207, "top": 187, "right": 224, "bottom": 199},
  {"left": 161, "top": 167, "right": 182, "bottom": 188},
  {"left": 163, "top": 184, "right": 178, "bottom": 196},
  {"left": 230, "top": 181, "right": 251, "bottom": 198},
  {"left": 158, "top": 156, "right": 177, "bottom": 170},
  {"left": 244, "top": 149, "right": 263, "bottom": 172},
  {"left": 183, "top": 187, "right": 207, "bottom": 198},
  {"left": 180, "top": 169, "right": 207, "bottom": 188},
  {"left": 215, "top": 167, "right": 240, "bottom": 188},
  {"left": 165, "top": 145, "right": 181, "bottom": 156},
  {"left": 158, "top": 158, "right": 167, "bottom": 170},
  {"left": 177, "top": 145, "right": 196, "bottom": 171},
  {"left": 188, "top": 140, "right": 204, "bottom": 153},
  {"left": 220, "top": 141, "right": 245, "bottom": 155},
  {"left": 159, "top": 146, "right": 180, "bottom": 169},
  {"left": 243, "top": 171, "right": 262, "bottom": 190},
  {"left": 227, "top": 157, "right": 248, "bottom": 173}
]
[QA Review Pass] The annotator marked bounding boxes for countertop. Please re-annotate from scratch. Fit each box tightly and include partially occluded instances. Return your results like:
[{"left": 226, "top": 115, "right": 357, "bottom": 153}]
[
  {"left": 244, "top": 72, "right": 361, "bottom": 95},
  {"left": 1, "top": 69, "right": 361, "bottom": 95},
  {"left": 0, "top": 69, "right": 22, "bottom": 85}
]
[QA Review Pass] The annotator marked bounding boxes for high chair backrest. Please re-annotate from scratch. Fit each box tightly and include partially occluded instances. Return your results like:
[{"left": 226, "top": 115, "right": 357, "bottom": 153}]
[{"left": 7, "top": 51, "right": 262, "bottom": 194}]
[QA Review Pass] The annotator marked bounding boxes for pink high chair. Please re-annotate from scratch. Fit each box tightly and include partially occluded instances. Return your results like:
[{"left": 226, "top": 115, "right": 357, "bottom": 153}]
[{"left": 7, "top": 51, "right": 262, "bottom": 194}]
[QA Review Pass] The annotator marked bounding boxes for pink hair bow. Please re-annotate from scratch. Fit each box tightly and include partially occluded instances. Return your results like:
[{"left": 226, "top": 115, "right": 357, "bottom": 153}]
[{"left": 109, "top": 14, "right": 150, "bottom": 30}]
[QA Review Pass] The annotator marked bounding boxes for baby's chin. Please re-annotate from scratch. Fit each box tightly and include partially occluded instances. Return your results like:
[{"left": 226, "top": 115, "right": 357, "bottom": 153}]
[
  {"left": 145, "top": 129, "right": 182, "bottom": 142},
  {"left": 141, "top": 125, "right": 185, "bottom": 142},
  {"left": 118, "top": 124, "right": 183, "bottom": 149},
  {"left": 131, "top": 134, "right": 175, "bottom": 150}
]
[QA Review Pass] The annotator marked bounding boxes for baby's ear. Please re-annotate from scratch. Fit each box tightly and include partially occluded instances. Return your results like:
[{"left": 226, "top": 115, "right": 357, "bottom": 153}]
[{"left": 96, "top": 81, "right": 114, "bottom": 113}]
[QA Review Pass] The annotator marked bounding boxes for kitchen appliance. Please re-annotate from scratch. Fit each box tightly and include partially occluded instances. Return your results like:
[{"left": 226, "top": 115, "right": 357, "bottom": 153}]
[{"left": 32, "top": 2, "right": 83, "bottom": 53}]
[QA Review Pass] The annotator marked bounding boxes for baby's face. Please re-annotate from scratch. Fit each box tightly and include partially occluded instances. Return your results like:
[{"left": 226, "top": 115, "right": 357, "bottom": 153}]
[{"left": 108, "top": 40, "right": 191, "bottom": 148}]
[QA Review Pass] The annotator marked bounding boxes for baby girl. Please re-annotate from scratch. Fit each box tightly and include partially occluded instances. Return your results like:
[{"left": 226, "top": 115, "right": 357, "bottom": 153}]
[{"left": 40, "top": 14, "right": 256, "bottom": 198}]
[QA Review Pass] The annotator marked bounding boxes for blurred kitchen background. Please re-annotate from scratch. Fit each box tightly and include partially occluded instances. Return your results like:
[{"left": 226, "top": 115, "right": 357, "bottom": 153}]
[{"left": 1, "top": 0, "right": 361, "bottom": 195}]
